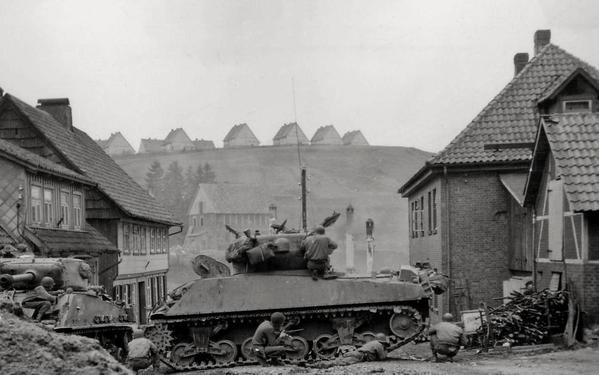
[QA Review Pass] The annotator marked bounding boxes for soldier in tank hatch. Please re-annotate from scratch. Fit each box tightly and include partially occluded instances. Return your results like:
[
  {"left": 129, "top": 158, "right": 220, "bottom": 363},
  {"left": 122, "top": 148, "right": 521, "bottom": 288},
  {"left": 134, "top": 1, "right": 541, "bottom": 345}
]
[
  {"left": 300, "top": 225, "right": 337, "bottom": 280},
  {"left": 429, "top": 313, "right": 467, "bottom": 362},
  {"left": 251, "top": 312, "right": 290, "bottom": 366}
]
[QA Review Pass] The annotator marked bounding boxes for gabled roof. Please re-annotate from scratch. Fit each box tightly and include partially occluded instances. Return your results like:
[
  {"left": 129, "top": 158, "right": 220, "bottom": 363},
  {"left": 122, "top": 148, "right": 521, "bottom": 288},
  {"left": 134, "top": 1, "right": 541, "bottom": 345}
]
[
  {"left": 273, "top": 122, "right": 308, "bottom": 141},
  {"left": 311, "top": 125, "right": 342, "bottom": 143},
  {"left": 97, "top": 132, "right": 135, "bottom": 153},
  {"left": 342, "top": 130, "right": 369, "bottom": 145},
  {"left": 193, "top": 183, "right": 270, "bottom": 214},
  {"left": 525, "top": 114, "right": 599, "bottom": 211},
  {"left": 400, "top": 43, "right": 599, "bottom": 195},
  {"left": 431, "top": 44, "right": 599, "bottom": 166},
  {"left": 537, "top": 67, "right": 599, "bottom": 104},
  {"left": 223, "top": 123, "right": 258, "bottom": 142},
  {"left": 2, "top": 94, "right": 177, "bottom": 225},
  {"left": 164, "top": 128, "right": 192, "bottom": 144},
  {"left": 0, "top": 137, "right": 94, "bottom": 184}
]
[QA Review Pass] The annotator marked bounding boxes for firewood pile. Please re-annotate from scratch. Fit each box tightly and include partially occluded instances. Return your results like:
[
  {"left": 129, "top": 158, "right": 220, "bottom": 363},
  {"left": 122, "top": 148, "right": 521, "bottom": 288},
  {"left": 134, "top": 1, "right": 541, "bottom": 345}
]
[{"left": 483, "top": 289, "right": 569, "bottom": 345}]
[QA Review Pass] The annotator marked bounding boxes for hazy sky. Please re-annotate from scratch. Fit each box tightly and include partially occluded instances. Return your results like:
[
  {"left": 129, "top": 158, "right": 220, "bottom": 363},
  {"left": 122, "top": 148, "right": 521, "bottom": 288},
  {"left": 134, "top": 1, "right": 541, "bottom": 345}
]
[{"left": 2, "top": 0, "right": 599, "bottom": 152}]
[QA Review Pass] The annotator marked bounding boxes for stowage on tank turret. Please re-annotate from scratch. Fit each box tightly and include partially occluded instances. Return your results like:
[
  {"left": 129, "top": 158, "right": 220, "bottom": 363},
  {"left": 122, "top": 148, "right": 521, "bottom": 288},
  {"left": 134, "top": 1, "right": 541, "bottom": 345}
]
[
  {"left": 147, "top": 230, "right": 434, "bottom": 371},
  {"left": 0, "top": 257, "right": 132, "bottom": 361}
]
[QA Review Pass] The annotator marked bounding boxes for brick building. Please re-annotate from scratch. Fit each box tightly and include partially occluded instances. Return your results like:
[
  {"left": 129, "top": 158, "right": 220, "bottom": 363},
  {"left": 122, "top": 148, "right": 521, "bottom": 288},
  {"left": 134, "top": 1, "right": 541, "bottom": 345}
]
[
  {"left": 184, "top": 183, "right": 274, "bottom": 251},
  {"left": 311, "top": 125, "right": 343, "bottom": 145},
  {"left": 398, "top": 30, "right": 599, "bottom": 320},
  {"left": 0, "top": 93, "right": 179, "bottom": 324},
  {"left": 273, "top": 122, "right": 309, "bottom": 145},
  {"left": 223, "top": 123, "right": 260, "bottom": 148},
  {"left": 96, "top": 132, "right": 135, "bottom": 156}
]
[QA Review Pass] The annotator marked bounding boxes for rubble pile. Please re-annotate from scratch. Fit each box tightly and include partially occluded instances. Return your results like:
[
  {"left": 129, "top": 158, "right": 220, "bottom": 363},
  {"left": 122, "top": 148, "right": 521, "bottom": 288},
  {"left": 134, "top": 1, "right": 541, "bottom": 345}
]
[
  {"left": 0, "top": 309, "right": 132, "bottom": 375},
  {"left": 484, "top": 289, "right": 569, "bottom": 345}
]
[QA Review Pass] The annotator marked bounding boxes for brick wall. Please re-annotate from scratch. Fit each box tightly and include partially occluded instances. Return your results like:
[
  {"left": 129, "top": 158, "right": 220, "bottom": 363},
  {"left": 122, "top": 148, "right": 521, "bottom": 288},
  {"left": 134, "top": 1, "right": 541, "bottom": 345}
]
[
  {"left": 447, "top": 172, "right": 511, "bottom": 315},
  {"left": 536, "top": 261, "right": 599, "bottom": 324}
]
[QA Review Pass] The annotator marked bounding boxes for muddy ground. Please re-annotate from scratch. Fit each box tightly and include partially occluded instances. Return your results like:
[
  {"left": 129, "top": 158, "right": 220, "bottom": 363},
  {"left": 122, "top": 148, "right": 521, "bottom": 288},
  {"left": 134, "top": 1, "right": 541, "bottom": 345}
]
[
  {"left": 161, "top": 341, "right": 599, "bottom": 375},
  {"left": 0, "top": 310, "right": 132, "bottom": 375}
]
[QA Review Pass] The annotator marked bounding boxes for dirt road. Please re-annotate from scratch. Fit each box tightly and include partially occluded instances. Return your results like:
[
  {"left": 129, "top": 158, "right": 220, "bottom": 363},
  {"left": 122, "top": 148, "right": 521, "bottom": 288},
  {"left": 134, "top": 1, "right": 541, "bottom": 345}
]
[{"left": 165, "top": 342, "right": 599, "bottom": 375}]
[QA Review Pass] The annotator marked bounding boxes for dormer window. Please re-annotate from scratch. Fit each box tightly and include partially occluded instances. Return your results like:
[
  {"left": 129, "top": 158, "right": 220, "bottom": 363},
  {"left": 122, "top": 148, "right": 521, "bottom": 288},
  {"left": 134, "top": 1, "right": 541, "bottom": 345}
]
[{"left": 563, "top": 100, "right": 592, "bottom": 113}]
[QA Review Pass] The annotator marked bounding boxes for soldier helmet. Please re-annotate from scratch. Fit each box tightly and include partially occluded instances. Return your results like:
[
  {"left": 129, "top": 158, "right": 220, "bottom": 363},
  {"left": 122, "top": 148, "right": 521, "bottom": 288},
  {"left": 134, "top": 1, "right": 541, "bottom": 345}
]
[
  {"left": 132, "top": 329, "right": 145, "bottom": 339},
  {"left": 270, "top": 312, "right": 285, "bottom": 324},
  {"left": 40, "top": 276, "right": 55, "bottom": 289},
  {"left": 313, "top": 226, "right": 325, "bottom": 235},
  {"left": 442, "top": 313, "right": 454, "bottom": 322},
  {"left": 375, "top": 333, "right": 388, "bottom": 343}
]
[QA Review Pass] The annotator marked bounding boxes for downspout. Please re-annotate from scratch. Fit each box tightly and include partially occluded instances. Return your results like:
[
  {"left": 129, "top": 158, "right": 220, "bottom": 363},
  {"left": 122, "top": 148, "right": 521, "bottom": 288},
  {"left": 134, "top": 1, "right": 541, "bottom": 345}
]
[
  {"left": 443, "top": 165, "right": 452, "bottom": 314},
  {"left": 532, "top": 207, "right": 537, "bottom": 290}
]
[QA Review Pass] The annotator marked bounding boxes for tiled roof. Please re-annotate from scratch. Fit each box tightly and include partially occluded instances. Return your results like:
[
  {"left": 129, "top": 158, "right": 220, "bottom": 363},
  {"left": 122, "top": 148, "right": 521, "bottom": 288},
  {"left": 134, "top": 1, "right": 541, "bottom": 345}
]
[
  {"left": 164, "top": 128, "right": 192, "bottom": 143},
  {"left": 223, "top": 124, "right": 246, "bottom": 142},
  {"left": 5, "top": 94, "right": 177, "bottom": 225},
  {"left": 431, "top": 44, "right": 599, "bottom": 166},
  {"left": 0, "top": 137, "right": 93, "bottom": 184},
  {"left": 197, "top": 183, "right": 270, "bottom": 214},
  {"left": 311, "top": 125, "right": 341, "bottom": 143},
  {"left": 542, "top": 113, "right": 599, "bottom": 211},
  {"left": 342, "top": 130, "right": 368, "bottom": 145},
  {"left": 25, "top": 225, "right": 119, "bottom": 255},
  {"left": 273, "top": 122, "right": 307, "bottom": 141}
]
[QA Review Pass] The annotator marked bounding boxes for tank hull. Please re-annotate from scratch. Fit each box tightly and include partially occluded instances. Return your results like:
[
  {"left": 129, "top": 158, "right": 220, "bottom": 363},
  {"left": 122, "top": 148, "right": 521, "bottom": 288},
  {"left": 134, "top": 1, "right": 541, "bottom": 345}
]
[{"left": 149, "top": 273, "right": 429, "bottom": 371}]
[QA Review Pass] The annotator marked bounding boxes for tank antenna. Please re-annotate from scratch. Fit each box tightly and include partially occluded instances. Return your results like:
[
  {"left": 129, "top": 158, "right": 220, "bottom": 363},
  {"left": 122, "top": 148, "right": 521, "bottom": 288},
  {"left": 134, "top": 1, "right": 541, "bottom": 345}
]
[{"left": 292, "top": 77, "right": 307, "bottom": 231}]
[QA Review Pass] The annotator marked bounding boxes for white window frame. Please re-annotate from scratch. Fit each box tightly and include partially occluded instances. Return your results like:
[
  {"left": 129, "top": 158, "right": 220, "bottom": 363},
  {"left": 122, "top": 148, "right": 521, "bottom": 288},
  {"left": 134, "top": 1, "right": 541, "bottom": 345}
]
[
  {"left": 60, "top": 191, "right": 70, "bottom": 228},
  {"left": 73, "top": 192, "right": 82, "bottom": 229},
  {"left": 43, "top": 188, "right": 54, "bottom": 226},
  {"left": 30, "top": 185, "right": 42, "bottom": 224},
  {"left": 563, "top": 100, "right": 592, "bottom": 113}
]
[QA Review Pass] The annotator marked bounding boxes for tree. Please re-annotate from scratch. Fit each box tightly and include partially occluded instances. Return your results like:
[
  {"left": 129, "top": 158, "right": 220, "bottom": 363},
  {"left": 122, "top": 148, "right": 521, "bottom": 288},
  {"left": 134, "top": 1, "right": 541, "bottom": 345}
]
[
  {"left": 145, "top": 161, "right": 164, "bottom": 197},
  {"left": 201, "top": 163, "right": 216, "bottom": 183}
]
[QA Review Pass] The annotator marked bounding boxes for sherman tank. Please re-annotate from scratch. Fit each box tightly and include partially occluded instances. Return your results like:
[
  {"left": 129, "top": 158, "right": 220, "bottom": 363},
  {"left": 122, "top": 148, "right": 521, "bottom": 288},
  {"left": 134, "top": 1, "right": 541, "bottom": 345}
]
[
  {"left": 0, "top": 257, "right": 132, "bottom": 360},
  {"left": 148, "top": 231, "right": 434, "bottom": 371}
]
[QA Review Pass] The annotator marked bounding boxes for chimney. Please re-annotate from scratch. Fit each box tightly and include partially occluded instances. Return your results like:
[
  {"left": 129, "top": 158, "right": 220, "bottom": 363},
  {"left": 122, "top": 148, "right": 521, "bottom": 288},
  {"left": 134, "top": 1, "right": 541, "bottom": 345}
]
[
  {"left": 37, "top": 98, "right": 72, "bottom": 131},
  {"left": 534, "top": 29, "right": 551, "bottom": 55},
  {"left": 514, "top": 53, "right": 529, "bottom": 76}
]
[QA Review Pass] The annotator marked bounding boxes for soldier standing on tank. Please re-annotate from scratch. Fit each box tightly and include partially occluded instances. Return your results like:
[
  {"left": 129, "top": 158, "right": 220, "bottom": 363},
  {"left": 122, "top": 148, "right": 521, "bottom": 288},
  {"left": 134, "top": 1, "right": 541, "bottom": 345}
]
[
  {"left": 21, "top": 276, "right": 58, "bottom": 321},
  {"left": 300, "top": 226, "right": 337, "bottom": 280},
  {"left": 251, "top": 312, "right": 290, "bottom": 366}
]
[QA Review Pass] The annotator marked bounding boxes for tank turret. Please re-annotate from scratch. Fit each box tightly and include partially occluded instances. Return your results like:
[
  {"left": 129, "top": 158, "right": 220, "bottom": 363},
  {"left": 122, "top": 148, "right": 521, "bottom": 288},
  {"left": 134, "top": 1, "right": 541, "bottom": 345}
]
[{"left": 0, "top": 257, "right": 90, "bottom": 291}]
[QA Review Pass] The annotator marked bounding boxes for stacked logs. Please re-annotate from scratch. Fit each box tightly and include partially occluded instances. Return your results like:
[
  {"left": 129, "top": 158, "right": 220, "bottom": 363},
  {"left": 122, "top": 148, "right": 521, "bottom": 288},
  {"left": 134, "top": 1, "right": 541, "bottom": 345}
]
[{"left": 483, "top": 289, "right": 569, "bottom": 345}]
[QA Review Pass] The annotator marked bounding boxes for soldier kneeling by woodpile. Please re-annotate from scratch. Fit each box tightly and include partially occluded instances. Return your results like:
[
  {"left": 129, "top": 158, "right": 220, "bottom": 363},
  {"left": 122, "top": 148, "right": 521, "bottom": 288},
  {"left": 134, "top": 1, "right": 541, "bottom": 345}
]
[{"left": 429, "top": 313, "right": 467, "bottom": 362}]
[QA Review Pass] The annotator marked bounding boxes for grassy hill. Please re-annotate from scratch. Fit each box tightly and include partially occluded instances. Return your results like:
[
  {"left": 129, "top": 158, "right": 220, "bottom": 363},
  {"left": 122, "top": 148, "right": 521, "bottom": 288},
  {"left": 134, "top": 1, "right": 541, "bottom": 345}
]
[{"left": 113, "top": 144, "right": 432, "bottom": 278}]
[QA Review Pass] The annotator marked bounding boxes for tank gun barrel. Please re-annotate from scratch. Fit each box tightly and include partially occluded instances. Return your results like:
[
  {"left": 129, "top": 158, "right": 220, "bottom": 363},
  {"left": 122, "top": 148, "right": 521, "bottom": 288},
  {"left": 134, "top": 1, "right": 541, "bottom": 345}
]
[{"left": 0, "top": 270, "right": 37, "bottom": 289}]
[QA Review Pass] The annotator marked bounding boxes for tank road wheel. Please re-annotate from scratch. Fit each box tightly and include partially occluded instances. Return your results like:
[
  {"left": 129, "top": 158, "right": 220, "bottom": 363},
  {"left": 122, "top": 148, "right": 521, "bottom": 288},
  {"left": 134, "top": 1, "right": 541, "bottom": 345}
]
[
  {"left": 389, "top": 306, "right": 422, "bottom": 339},
  {"left": 211, "top": 340, "right": 238, "bottom": 364},
  {"left": 313, "top": 334, "right": 339, "bottom": 359},
  {"left": 145, "top": 324, "right": 174, "bottom": 354},
  {"left": 171, "top": 342, "right": 195, "bottom": 367},
  {"left": 285, "top": 336, "right": 309, "bottom": 360},
  {"left": 241, "top": 337, "right": 257, "bottom": 360}
]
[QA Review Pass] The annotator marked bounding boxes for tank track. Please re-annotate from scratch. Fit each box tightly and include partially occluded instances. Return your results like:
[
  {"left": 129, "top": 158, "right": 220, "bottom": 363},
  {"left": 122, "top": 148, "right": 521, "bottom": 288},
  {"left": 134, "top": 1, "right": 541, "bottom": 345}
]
[{"left": 150, "top": 304, "right": 425, "bottom": 372}]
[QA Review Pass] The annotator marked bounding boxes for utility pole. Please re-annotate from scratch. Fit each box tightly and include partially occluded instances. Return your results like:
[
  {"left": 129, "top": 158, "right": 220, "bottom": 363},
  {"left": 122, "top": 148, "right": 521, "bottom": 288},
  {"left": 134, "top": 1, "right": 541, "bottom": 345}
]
[
  {"left": 366, "top": 218, "right": 375, "bottom": 276},
  {"left": 301, "top": 167, "right": 307, "bottom": 232}
]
